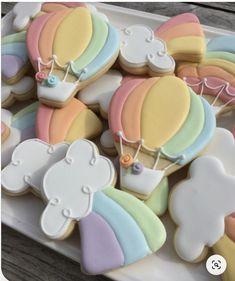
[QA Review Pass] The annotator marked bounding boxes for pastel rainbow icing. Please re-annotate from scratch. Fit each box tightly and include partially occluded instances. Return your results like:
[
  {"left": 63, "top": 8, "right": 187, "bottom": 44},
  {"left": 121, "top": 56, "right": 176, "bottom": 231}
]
[
  {"left": 27, "top": 7, "right": 119, "bottom": 80},
  {"left": 41, "top": 2, "right": 87, "bottom": 13},
  {"left": 155, "top": 13, "right": 205, "bottom": 61},
  {"left": 109, "top": 76, "right": 216, "bottom": 165},
  {"left": 80, "top": 186, "right": 166, "bottom": 274},
  {"left": 36, "top": 98, "right": 103, "bottom": 144},
  {"left": 1, "top": 32, "right": 29, "bottom": 82}
]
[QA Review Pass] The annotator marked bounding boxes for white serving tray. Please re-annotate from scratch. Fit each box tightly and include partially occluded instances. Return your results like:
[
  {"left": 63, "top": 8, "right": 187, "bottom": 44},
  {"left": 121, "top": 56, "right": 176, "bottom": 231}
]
[{"left": 2, "top": 3, "right": 235, "bottom": 281}]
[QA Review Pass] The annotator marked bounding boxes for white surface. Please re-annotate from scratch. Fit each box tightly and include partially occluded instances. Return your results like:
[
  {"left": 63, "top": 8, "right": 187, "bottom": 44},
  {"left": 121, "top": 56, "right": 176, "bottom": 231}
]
[{"left": 2, "top": 3, "right": 235, "bottom": 281}]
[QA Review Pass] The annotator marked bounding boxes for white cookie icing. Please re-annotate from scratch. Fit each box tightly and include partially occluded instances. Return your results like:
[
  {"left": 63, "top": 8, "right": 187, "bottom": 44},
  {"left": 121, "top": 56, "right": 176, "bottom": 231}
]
[
  {"left": 1, "top": 139, "right": 69, "bottom": 195},
  {"left": 200, "top": 128, "right": 235, "bottom": 176},
  {"left": 100, "top": 129, "right": 115, "bottom": 149},
  {"left": 40, "top": 139, "right": 116, "bottom": 239},
  {"left": 120, "top": 25, "right": 175, "bottom": 73},
  {"left": 170, "top": 156, "right": 235, "bottom": 262},
  {"left": 2, "top": 76, "right": 35, "bottom": 104},
  {"left": 1, "top": 109, "right": 21, "bottom": 167},
  {"left": 13, "top": 2, "right": 42, "bottom": 31},
  {"left": 78, "top": 70, "right": 123, "bottom": 116},
  {"left": 120, "top": 166, "right": 164, "bottom": 196}
]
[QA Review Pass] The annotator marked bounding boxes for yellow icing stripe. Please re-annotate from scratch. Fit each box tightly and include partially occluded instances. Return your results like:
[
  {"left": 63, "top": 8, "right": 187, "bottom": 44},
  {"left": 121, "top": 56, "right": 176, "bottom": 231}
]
[
  {"left": 200, "top": 58, "right": 235, "bottom": 76},
  {"left": 53, "top": 7, "right": 92, "bottom": 66},
  {"left": 141, "top": 76, "right": 190, "bottom": 148},
  {"left": 167, "top": 36, "right": 205, "bottom": 55}
]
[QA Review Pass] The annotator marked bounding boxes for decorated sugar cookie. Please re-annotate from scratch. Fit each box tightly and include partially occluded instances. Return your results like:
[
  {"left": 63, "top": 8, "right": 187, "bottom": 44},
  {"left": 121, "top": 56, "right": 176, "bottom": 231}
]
[
  {"left": 177, "top": 36, "right": 235, "bottom": 116},
  {"left": 109, "top": 76, "right": 216, "bottom": 199},
  {"left": 40, "top": 139, "right": 166, "bottom": 274},
  {"left": 1, "top": 104, "right": 38, "bottom": 167},
  {"left": 169, "top": 156, "right": 235, "bottom": 263},
  {"left": 36, "top": 98, "right": 102, "bottom": 144},
  {"left": 155, "top": 13, "right": 206, "bottom": 62},
  {"left": 2, "top": 76, "right": 36, "bottom": 108},
  {"left": 1, "top": 139, "right": 69, "bottom": 196},
  {"left": 119, "top": 25, "right": 175, "bottom": 76},
  {"left": 100, "top": 129, "right": 117, "bottom": 156},
  {"left": 2, "top": 31, "right": 30, "bottom": 84},
  {"left": 27, "top": 6, "right": 120, "bottom": 107}
]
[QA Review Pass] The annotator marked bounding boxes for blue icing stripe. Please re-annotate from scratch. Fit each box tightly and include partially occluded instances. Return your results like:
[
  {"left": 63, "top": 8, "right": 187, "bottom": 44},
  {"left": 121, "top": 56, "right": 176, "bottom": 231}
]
[
  {"left": 176, "top": 97, "right": 216, "bottom": 165},
  {"left": 1, "top": 42, "right": 28, "bottom": 63},
  {"left": 207, "top": 36, "right": 235, "bottom": 53},
  {"left": 79, "top": 25, "right": 120, "bottom": 81},
  {"left": 93, "top": 191, "right": 150, "bottom": 265},
  {"left": 12, "top": 112, "right": 36, "bottom": 130}
]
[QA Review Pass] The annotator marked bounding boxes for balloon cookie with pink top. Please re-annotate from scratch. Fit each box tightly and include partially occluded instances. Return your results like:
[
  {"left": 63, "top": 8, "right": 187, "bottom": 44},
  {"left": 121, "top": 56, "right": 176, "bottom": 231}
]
[
  {"left": 39, "top": 139, "right": 166, "bottom": 274},
  {"left": 26, "top": 6, "right": 120, "bottom": 107},
  {"left": 177, "top": 36, "right": 235, "bottom": 116},
  {"left": 109, "top": 76, "right": 216, "bottom": 199}
]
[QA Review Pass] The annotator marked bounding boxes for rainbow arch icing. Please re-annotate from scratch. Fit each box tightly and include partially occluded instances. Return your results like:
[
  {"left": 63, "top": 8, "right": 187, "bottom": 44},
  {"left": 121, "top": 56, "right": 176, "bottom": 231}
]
[
  {"left": 79, "top": 187, "right": 166, "bottom": 274},
  {"left": 26, "top": 6, "right": 119, "bottom": 81}
]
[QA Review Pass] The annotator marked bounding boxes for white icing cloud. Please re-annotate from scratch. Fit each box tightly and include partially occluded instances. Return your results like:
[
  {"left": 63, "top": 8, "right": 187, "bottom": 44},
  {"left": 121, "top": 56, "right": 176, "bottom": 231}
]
[
  {"left": 1, "top": 139, "right": 69, "bottom": 195},
  {"left": 13, "top": 2, "right": 42, "bottom": 31},
  {"left": 78, "top": 70, "right": 122, "bottom": 116},
  {"left": 170, "top": 156, "right": 235, "bottom": 262},
  {"left": 120, "top": 25, "right": 175, "bottom": 73},
  {"left": 200, "top": 128, "right": 235, "bottom": 176},
  {"left": 40, "top": 139, "right": 116, "bottom": 239},
  {"left": 2, "top": 76, "right": 35, "bottom": 105}
]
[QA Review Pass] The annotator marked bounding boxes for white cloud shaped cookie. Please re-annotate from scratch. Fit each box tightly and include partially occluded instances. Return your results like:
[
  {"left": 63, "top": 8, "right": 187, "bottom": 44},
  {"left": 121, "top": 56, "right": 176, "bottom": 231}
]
[
  {"left": 170, "top": 156, "right": 235, "bottom": 262},
  {"left": 200, "top": 128, "right": 235, "bottom": 176},
  {"left": 40, "top": 139, "right": 116, "bottom": 239},
  {"left": 120, "top": 25, "right": 175, "bottom": 73},
  {"left": 13, "top": 2, "right": 42, "bottom": 31},
  {"left": 2, "top": 76, "right": 35, "bottom": 107},
  {"left": 1, "top": 139, "right": 69, "bottom": 196},
  {"left": 78, "top": 70, "right": 123, "bottom": 118}
]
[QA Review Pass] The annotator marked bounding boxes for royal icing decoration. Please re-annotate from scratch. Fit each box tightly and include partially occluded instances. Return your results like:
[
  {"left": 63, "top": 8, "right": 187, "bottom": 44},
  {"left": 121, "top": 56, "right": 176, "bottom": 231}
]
[
  {"left": 109, "top": 76, "right": 215, "bottom": 197},
  {"left": 207, "top": 35, "right": 235, "bottom": 54},
  {"left": 1, "top": 139, "right": 69, "bottom": 196},
  {"left": 200, "top": 128, "right": 235, "bottom": 176},
  {"left": 27, "top": 7, "right": 120, "bottom": 105},
  {"left": 36, "top": 98, "right": 103, "bottom": 144},
  {"left": 120, "top": 25, "right": 175, "bottom": 74},
  {"left": 78, "top": 70, "right": 123, "bottom": 118},
  {"left": 2, "top": 76, "right": 35, "bottom": 107},
  {"left": 40, "top": 139, "right": 115, "bottom": 239},
  {"left": 170, "top": 156, "right": 235, "bottom": 262},
  {"left": 155, "top": 13, "right": 205, "bottom": 62}
]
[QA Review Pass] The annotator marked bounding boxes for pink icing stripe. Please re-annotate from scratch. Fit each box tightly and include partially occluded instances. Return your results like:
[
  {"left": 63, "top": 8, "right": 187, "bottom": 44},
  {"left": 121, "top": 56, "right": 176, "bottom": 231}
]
[
  {"left": 155, "top": 13, "right": 200, "bottom": 35},
  {"left": 186, "top": 76, "right": 235, "bottom": 105},
  {"left": 27, "top": 13, "right": 53, "bottom": 71},
  {"left": 1, "top": 122, "right": 6, "bottom": 134},
  {"left": 108, "top": 79, "right": 145, "bottom": 141},
  {"left": 36, "top": 103, "right": 54, "bottom": 143}
]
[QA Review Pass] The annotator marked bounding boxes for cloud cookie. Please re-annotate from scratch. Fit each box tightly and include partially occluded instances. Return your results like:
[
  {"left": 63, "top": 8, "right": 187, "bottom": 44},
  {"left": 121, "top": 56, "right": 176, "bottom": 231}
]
[
  {"left": 1, "top": 139, "right": 69, "bottom": 196},
  {"left": 119, "top": 25, "right": 175, "bottom": 76},
  {"left": 169, "top": 156, "right": 235, "bottom": 262}
]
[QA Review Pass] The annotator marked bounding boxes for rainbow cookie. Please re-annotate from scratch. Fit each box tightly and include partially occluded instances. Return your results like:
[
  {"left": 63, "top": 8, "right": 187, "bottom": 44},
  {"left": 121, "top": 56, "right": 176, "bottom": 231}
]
[
  {"left": 169, "top": 156, "right": 235, "bottom": 279},
  {"left": 109, "top": 76, "right": 216, "bottom": 199},
  {"left": 2, "top": 32, "right": 31, "bottom": 84},
  {"left": 2, "top": 76, "right": 36, "bottom": 108},
  {"left": 27, "top": 6, "right": 120, "bottom": 108},
  {"left": 39, "top": 139, "right": 166, "bottom": 274},
  {"left": 36, "top": 98, "right": 102, "bottom": 144},
  {"left": 155, "top": 13, "right": 206, "bottom": 62},
  {"left": 1, "top": 139, "right": 69, "bottom": 197},
  {"left": 119, "top": 25, "right": 175, "bottom": 76}
]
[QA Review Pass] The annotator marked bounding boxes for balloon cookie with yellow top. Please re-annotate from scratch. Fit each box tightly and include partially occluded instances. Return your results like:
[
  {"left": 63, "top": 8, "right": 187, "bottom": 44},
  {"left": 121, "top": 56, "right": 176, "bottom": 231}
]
[
  {"left": 26, "top": 6, "right": 120, "bottom": 107},
  {"left": 109, "top": 76, "right": 216, "bottom": 200},
  {"left": 177, "top": 36, "right": 235, "bottom": 116}
]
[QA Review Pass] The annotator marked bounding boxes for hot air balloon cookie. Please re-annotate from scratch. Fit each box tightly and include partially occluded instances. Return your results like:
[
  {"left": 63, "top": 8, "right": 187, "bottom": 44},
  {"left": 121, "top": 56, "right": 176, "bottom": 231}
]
[
  {"left": 109, "top": 76, "right": 216, "bottom": 199},
  {"left": 26, "top": 6, "right": 120, "bottom": 107},
  {"left": 39, "top": 139, "right": 166, "bottom": 274},
  {"left": 177, "top": 36, "right": 235, "bottom": 116}
]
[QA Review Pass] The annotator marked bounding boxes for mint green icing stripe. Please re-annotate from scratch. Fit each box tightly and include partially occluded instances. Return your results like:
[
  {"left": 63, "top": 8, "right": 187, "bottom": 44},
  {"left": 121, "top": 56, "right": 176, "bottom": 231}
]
[
  {"left": 206, "top": 51, "right": 235, "bottom": 64},
  {"left": 2, "top": 31, "right": 26, "bottom": 45},
  {"left": 163, "top": 88, "right": 204, "bottom": 155},
  {"left": 12, "top": 102, "right": 39, "bottom": 123},
  {"left": 72, "top": 14, "right": 108, "bottom": 72}
]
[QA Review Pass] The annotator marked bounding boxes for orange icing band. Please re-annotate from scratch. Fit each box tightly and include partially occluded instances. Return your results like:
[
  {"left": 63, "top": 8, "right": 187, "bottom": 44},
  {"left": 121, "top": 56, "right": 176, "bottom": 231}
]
[{"left": 119, "top": 154, "right": 134, "bottom": 168}]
